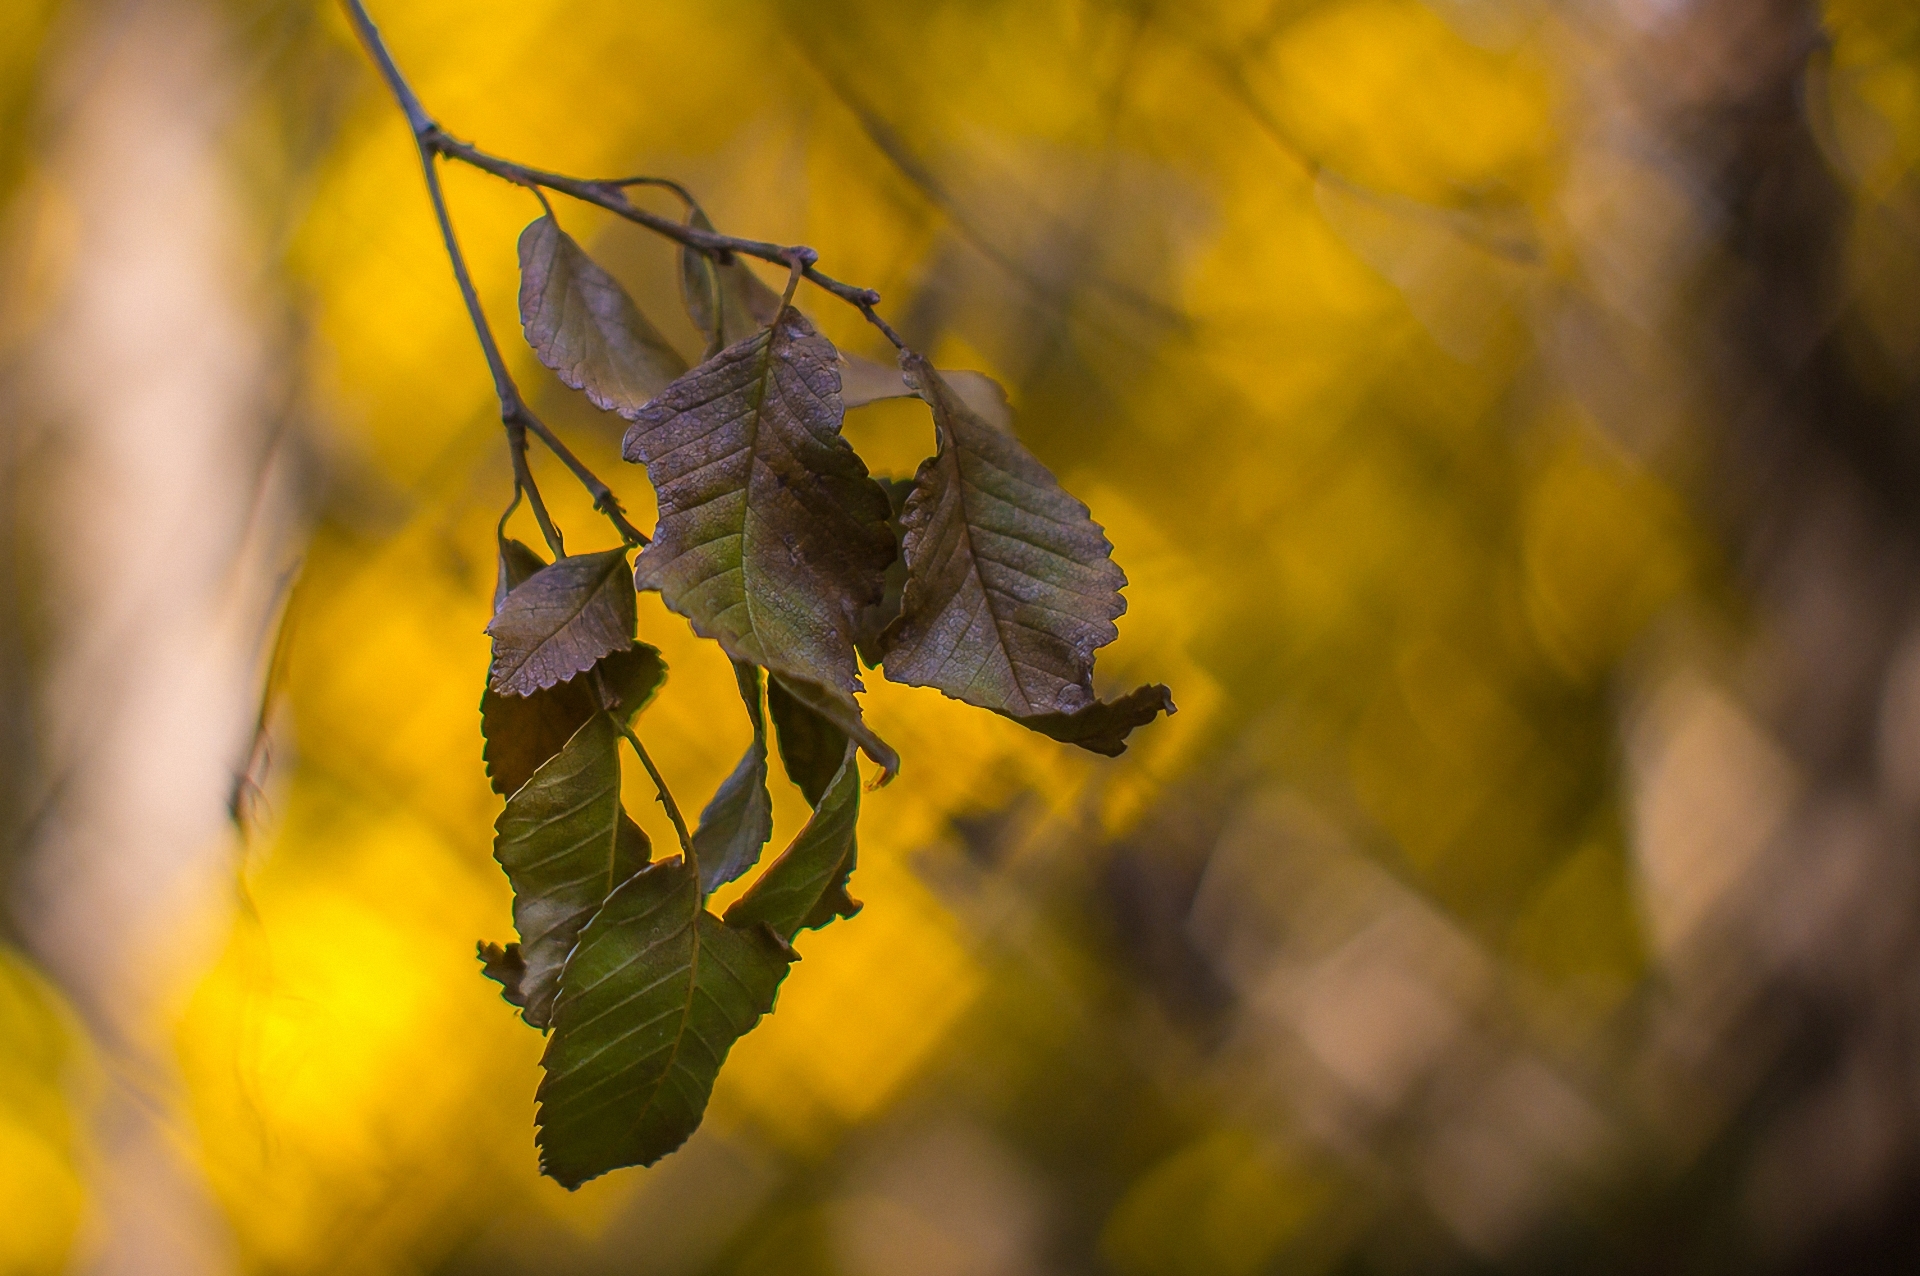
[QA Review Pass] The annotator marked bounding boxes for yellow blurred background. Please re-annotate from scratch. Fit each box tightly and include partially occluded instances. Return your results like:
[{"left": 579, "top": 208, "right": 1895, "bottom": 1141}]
[{"left": 4, "top": 0, "right": 1920, "bottom": 1272}]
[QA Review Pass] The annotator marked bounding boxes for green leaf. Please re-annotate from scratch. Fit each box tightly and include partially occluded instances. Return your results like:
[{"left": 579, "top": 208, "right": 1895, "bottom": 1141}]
[
  {"left": 724, "top": 744, "right": 862, "bottom": 940},
  {"left": 491, "top": 713, "right": 650, "bottom": 1028},
  {"left": 535, "top": 855, "right": 792, "bottom": 1188},
  {"left": 766, "top": 674, "right": 849, "bottom": 807},
  {"left": 691, "top": 662, "right": 773, "bottom": 896},
  {"left": 482, "top": 644, "right": 666, "bottom": 798},
  {"left": 519, "top": 214, "right": 687, "bottom": 414},
  {"left": 679, "top": 209, "right": 782, "bottom": 356},
  {"left": 1010, "top": 682, "right": 1176, "bottom": 757},
  {"left": 620, "top": 306, "right": 896, "bottom": 708},
  {"left": 487, "top": 547, "right": 636, "bottom": 697},
  {"left": 881, "top": 353, "right": 1127, "bottom": 718}
]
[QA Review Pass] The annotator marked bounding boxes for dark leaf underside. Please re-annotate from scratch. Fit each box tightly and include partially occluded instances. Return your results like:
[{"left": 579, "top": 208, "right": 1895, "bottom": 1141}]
[
  {"left": 1009, "top": 682, "right": 1176, "bottom": 756},
  {"left": 482, "top": 643, "right": 665, "bottom": 797},
  {"left": 766, "top": 675, "right": 850, "bottom": 807}
]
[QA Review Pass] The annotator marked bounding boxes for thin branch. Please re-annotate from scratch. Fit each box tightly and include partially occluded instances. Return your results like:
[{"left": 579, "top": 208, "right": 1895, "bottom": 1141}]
[
  {"left": 424, "top": 128, "right": 892, "bottom": 327},
  {"left": 342, "top": 0, "right": 654, "bottom": 552},
  {"left": 616, "top": 721, "right": 695, "bottom": 860}
]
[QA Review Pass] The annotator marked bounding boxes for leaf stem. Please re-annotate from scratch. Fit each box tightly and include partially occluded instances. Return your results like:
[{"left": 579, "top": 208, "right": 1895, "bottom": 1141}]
[
  {"left": 616, "top": 721, "right": 695, "bottom": 860},
  {"left": 341, "top": 0, "right": 650, "bottom": 551}
]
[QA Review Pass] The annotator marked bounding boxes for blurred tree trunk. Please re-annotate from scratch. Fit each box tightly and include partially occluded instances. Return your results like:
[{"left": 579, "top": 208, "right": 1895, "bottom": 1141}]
[{"left": 5, "top": 0, "right": 299, "bottom": 1270}]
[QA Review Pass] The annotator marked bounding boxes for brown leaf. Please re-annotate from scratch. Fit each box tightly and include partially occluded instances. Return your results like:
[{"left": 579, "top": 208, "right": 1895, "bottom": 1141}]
[
  {"left": 621, "top": 308, "right": 895, "bottom": 706},
  {"left": 519, "top": 215, "right": 687, "bottom": 414},
  {"left": 881, "top": 353, "right": 1127, "bottom": 717},
  {"left": 481, "top": 643, "right": 666, "bottom": 797},
  {"left": 487, "top": 548, "right": 636, "bottom": 697}
]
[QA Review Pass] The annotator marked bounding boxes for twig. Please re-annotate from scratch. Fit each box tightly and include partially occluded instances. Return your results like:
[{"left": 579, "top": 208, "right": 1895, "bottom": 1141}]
[
  {"left": 616, "top": 721, "right": 695, "bottom": 860},
  {"left": 342, "top": 0, "right": 651, "bottom": 552},
  {"left": 340, "top": 0, "right": 901, "bottom": 349}
]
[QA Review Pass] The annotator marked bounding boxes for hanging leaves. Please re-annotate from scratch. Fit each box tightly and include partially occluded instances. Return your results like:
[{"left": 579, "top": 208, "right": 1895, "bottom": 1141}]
[
  {"left": 880, "top": 353, "right": 1127, "bottom": 718},
  {"left": 535, "top": 856, "right": 792, "bottom": 1188},
  {"left": 519, "top": 215, "right": 687, "bottom": 415},
  {"left": 621, "top": 307, "right": 895, "bottom": 703},
  {"left": 487, "top": 547, "right": 636, "bottom": 697},
  {"left": 691, "top": 662, "right": 774, "bottom": 895},
  {"left": 485, "top": 713, "right": 651, "bottom": 1028},
  {"left": 366, "top": 72, "right": 1178, "bottom": 1184},
  {"left": 724, "top": 745, "right": 863, "bottom": 939}
]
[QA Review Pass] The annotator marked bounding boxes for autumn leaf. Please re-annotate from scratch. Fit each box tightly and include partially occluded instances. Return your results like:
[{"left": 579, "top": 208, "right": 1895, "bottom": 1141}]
[
  {"left": 535, "top": 855, "right": 791, "bottom": 1188},
  {"left": 487, "top": 713, "right": 650, "bottom": 1028},
  {"left": 481, "top": 643, "right": 666, "bottom": 797},
  {"left": 620, "top": 307, "right": 895, "bottom": 705},
  {"left": 691, "top": 661, "right": 773, "bottom": 895},
  {"left": 519, "top": 214, "right": 687, "bottom": 414},
  {"left": 487, "top": 547, "right": 636, "bottom": 697},
  {"left": 724, "top": 743, "right": 862, "bottom": 940},
  {"left": 881, "top": 352, "right": 1127, "bottom": 718}
]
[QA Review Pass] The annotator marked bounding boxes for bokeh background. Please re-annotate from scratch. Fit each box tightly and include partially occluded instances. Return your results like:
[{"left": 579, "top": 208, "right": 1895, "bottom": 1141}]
[{"left": 4, "top": 0, "right": 1920, "bottom": 1271}]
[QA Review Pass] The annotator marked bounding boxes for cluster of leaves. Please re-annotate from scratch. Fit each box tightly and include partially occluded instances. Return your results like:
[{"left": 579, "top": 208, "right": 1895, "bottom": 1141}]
[{"left": 470, "top": 208, "right": 1172, "bottom": 1186}]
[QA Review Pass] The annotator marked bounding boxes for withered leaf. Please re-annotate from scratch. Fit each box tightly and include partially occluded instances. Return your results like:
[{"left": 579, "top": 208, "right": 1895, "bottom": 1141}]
[
  {"left": 881, "top": 353, "right": 1127, "bottom": 717},
  {"left": 487, "top": 548, "right": 636, "bottom": 697},
  {"left": 724, "top": 743, "right": 862, "bottom": 940},
  {"left": 1011, "top": 682, "right": 1176, "bottom": 757},
  {"left": 481, "top": 642, "right": 667, "bottom": 798},
  {"left": 766, "top": 674, "right": 849, "bottom": 807},
  {"left": 679, "top": 208, "right": 782, "bottom": 356},
  {"left": 491, "top": 714, "right": 650, "bottom": 1028},
  {"left": 519, "top": 215, "right": 687, "bottom": 415},
  {"left": 536, "top": 855, "right": 791, "bottom": 1188},
  {"left": 621, "top": 307, "right": 895, "bottom": 709},
  {"left": 691, "top": 662, "right": 773, "bottom": 896}
]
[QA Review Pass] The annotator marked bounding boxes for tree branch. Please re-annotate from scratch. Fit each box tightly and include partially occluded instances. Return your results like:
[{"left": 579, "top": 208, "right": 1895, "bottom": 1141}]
[
  {"left": 342, "top": 0, "right": 650, "bottom": 550},
  {"left": 340, "top": 0, "right": 903, "bottom": 352}
]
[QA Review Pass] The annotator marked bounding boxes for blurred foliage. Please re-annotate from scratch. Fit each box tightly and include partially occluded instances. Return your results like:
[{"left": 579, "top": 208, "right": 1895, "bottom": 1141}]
[{"left": 4, "top": 0, "right": 1920, "bottom": 1271}]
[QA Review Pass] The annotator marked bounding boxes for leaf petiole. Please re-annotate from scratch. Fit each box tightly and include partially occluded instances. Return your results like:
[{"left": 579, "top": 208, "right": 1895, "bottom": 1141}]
[{"left": 615, "top": 720, "right": 694, "bottom": 862}]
